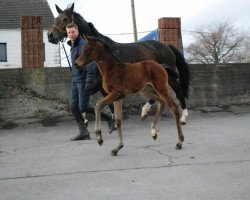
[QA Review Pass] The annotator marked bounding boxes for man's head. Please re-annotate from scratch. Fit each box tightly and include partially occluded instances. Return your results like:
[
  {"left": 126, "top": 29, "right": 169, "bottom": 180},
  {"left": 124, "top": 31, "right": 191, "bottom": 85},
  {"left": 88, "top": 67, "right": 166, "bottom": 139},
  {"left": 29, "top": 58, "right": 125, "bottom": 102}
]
[{"left": 66, "top": 23, "right": 79, "bottom": 42}]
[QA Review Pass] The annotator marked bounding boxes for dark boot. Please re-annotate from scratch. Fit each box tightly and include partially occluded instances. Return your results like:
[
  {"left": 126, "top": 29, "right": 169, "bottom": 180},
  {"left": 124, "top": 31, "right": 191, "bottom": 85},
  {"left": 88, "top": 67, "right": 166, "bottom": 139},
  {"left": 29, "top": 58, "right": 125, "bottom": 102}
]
[
  {"left": 86, "top": 106, "right": 116, "bottom": 134},
  {"left": 71, "top": 107, "right": 90, "bottom": 141}
]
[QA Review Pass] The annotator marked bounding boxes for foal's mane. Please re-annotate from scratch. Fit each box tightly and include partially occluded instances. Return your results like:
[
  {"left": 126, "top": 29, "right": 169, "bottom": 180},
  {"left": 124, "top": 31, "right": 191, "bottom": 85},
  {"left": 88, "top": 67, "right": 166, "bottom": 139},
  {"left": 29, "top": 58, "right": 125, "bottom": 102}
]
[{"left": 90, "top": 37, "right": 122, "bottom": 64}]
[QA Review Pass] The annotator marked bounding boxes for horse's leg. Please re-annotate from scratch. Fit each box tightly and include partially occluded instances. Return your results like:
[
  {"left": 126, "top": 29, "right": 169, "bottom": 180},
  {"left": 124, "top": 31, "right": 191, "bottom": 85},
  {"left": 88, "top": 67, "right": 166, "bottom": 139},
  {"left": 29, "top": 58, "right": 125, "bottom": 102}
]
[
  {"left": 141, "top": 85, "right": 155, "bottom": 120},
  {"left": 111, "top": 100, "right": 124, "bottom": 156},
  {"left": 141, "top": 99, "right": 155, "bottom": 120},
  {"left": 94, "top": 92, "right": 120, "bottom": 146},
  {"left": 160, "top": 90, "right": 184, "bottom": 150},
  {"left": 169, "top": 77, "right": 188, "bottom": 125}
]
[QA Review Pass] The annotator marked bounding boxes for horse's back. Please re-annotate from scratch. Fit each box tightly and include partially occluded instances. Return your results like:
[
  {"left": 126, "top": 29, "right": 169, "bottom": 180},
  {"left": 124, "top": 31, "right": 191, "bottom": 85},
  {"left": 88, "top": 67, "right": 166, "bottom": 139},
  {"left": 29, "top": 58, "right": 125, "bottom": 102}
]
[{"left": 117, "top": 41, "right": 176, "bottom": 67}]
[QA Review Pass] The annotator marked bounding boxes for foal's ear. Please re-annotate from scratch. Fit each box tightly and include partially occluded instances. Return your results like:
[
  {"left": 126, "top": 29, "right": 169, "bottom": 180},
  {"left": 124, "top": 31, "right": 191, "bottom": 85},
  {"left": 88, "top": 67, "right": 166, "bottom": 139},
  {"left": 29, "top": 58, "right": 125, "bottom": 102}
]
[
  {"left": 83, "top": 34, "right": 95, "bottom": 43},
  {"left": 55, "top": 4, "right": 63, "bottom": 14},
  {"left": 83, "top": 34, "right": 89, "bottom": 42}
]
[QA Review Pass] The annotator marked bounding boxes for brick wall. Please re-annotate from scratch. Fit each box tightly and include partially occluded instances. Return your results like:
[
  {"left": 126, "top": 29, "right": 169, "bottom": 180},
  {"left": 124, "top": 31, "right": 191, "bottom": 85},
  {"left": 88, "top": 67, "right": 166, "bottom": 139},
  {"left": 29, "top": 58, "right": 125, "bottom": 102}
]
[{"left": 0, "top": 64, "right": 250, "bottom": 121}]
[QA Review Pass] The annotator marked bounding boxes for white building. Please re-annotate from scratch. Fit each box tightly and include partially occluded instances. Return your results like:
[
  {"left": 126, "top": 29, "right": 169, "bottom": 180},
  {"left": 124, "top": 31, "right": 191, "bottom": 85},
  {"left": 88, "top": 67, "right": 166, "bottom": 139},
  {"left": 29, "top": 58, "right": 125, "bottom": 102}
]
[{"left": 0, "top": 0, "right": 60, "bottom": 68}]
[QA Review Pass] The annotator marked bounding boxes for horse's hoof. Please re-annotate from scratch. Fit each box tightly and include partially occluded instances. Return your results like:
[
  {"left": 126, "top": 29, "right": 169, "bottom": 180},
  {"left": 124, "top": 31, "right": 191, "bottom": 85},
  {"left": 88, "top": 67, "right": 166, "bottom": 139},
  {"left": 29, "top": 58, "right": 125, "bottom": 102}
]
[
  {"left": 98, "top": 139, "right": 103, "bottom": 146},
  {"left": 111, "top": 150, "right": 118, "bottom": 156},
  {"left": 152, "top": 135, "right": 157, "bottom": 140},
  {"left": 176, "top": 143, "right": 182, "bottom": 150}
]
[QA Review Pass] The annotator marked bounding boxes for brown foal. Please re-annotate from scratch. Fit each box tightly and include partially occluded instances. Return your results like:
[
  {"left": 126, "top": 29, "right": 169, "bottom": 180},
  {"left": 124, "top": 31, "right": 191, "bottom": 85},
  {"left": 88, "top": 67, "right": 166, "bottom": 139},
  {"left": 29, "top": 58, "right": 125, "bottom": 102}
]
[{"left": 75, "top": 35, "right": 184, "bottom": 156}]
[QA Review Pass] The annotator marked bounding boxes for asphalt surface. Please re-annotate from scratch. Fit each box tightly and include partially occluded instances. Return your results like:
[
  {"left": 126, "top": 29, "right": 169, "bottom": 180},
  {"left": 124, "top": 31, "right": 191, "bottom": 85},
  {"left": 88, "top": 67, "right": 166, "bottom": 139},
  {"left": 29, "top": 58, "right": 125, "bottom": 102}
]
[{"left": 0, "top": 105, "right": 250, "bottom": 200}]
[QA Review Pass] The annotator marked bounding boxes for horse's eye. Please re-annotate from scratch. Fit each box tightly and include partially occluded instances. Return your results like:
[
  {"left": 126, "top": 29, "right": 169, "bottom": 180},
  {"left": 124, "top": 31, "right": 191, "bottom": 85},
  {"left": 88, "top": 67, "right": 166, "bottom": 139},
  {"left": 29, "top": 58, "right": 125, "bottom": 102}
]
[{"left": 63, "top": 18, "right": 68, "bottom": 22}]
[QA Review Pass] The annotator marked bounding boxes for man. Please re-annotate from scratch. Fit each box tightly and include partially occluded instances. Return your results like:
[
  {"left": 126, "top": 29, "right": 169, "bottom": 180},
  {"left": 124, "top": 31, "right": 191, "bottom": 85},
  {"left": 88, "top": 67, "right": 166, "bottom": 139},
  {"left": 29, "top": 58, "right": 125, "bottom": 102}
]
[{"left": 66, "top": 23, "right": 114, "bottom": 141}]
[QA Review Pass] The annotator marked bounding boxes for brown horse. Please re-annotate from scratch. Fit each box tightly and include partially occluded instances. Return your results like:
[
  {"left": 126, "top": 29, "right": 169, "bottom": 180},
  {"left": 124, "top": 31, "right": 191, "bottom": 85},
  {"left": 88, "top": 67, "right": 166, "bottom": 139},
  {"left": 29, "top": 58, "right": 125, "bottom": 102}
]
[{"left": 75, "top": 35, "right": 184, "bottom": 156}]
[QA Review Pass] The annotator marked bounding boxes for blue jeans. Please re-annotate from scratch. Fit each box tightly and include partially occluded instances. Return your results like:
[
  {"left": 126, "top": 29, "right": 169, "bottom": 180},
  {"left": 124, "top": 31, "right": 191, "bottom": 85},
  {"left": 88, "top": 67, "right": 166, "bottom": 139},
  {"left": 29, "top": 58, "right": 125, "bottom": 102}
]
[{"left": 70, "top": 81, "right": 90, "bottom": 113}]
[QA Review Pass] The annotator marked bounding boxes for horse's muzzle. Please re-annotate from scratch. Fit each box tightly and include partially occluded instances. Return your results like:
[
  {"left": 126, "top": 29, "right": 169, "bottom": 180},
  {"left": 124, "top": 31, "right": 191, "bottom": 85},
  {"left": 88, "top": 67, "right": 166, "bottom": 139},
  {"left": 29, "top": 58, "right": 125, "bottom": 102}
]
[{"left": 47, "top": 32, "right": 60, "bottom": 44}]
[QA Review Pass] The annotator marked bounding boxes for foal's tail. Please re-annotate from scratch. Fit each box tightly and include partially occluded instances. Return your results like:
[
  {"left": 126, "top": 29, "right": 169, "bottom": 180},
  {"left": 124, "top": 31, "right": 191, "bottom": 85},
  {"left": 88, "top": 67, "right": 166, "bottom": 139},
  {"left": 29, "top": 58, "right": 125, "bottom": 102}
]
[{"left": 168, "top": 45, "right": 190, "bottom": 98}]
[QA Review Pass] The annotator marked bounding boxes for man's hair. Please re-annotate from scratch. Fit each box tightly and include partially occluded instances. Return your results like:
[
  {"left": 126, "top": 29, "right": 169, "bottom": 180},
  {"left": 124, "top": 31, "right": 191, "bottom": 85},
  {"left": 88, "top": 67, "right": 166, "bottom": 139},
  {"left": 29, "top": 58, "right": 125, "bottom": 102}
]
[{"left": 66, "top": 23, "right": 79, "bottom": 31}]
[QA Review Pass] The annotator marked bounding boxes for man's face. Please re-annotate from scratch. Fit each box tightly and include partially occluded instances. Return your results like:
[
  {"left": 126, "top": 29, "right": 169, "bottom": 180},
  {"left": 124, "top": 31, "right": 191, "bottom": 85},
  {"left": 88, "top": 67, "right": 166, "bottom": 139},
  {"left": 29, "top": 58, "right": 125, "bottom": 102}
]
[{"left": 66, "top": 27, "right": 78, "bottom": 42}]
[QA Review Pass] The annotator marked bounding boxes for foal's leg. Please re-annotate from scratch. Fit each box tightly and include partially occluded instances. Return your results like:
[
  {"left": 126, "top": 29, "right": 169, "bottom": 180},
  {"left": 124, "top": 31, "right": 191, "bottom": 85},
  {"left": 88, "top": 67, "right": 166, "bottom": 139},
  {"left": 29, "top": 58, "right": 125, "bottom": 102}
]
[
  {"left": 141, "top": 87, "right": 164, "bottom": 140},
  {"left": 99, "top": 87, "right": 115, "bottom": 114},
  {"left": 111, "top": 100, "right": 124, "bottom": 156},
  {"left": 94, "top": 92, "right": 120, "bottom": 146},
  {"left": 161, "top": 92, "right": 184, "bottom": 149},
  {"left": 150, "top": 101, "right": 164, "bottom": 140}
]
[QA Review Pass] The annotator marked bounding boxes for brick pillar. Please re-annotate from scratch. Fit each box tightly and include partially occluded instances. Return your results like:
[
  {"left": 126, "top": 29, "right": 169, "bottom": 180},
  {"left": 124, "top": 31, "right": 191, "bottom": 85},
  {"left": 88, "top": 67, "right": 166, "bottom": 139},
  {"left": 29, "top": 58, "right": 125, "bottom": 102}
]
[
  {"left": 20, "top": 16, "right": 44, "bottom": 68},
  {"left": 158, "top": 17, "right": 183, "bottom": 53}
]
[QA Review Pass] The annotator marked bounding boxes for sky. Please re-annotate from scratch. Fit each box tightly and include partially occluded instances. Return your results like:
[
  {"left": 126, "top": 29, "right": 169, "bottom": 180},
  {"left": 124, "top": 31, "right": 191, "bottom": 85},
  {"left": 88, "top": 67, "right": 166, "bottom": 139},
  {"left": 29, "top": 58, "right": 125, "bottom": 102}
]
[
  {"left": 47, "top": 0, "right": 250, "bottom": 66},
  {"left": 48, "top": 0, "right": 250, "bottom": 45}
]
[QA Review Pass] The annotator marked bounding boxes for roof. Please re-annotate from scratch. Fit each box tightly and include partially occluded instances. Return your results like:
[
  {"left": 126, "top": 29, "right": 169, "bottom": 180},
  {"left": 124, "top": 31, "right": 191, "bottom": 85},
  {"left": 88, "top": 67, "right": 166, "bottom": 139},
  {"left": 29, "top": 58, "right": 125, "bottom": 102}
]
[
  {"left": 138, "top": 30, "right": 159, "bottom": 41},
  {"left": 0, "top": 0, "right": 54, "bottom": 29}
]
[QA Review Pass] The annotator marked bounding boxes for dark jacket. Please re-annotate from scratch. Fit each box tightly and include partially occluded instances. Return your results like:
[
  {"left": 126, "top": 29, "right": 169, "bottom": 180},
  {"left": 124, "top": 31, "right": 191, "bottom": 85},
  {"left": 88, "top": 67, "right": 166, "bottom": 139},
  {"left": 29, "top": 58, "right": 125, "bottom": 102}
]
[{"left": 67, "top": 36, "right": 97, "bottom": 83}]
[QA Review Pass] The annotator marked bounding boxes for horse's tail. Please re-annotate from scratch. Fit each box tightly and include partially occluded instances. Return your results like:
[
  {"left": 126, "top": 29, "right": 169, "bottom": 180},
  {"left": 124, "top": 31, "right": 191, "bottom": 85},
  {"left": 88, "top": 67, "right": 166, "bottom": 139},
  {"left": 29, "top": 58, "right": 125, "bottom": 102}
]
[{"left": 168, "top": 44, "right": 190, "bottom": 98}]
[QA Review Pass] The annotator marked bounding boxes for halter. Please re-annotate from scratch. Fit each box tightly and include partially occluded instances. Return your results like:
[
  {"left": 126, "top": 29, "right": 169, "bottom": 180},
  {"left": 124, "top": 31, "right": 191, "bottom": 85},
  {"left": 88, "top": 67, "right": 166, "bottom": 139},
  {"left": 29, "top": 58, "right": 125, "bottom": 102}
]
[{"left": 56, "top": 13, "right": 75, "bottom": 68}]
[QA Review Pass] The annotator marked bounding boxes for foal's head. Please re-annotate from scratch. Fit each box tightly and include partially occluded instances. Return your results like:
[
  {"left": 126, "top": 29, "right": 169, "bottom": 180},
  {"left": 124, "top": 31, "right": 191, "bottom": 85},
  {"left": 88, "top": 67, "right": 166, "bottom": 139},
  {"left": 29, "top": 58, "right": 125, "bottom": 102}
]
[
  {"left": 75, "top": 35, "right": 120, "bottom": 69},
  {"left": 76, "top": 35, "right": 111, "bottom": 69}
]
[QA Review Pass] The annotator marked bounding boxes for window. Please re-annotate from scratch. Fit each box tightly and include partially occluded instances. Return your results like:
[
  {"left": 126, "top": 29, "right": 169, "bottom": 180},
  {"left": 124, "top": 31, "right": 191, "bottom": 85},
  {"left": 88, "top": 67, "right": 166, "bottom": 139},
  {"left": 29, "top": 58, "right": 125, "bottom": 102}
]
[{"left": 0, "top": 43, "right": 7, "bottom": 62}]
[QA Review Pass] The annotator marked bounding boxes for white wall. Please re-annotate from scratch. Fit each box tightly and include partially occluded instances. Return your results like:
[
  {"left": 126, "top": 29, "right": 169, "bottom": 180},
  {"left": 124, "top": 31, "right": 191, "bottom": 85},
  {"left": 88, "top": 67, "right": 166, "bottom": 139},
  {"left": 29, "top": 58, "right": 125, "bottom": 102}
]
[
  {"left": 43, "top": 31, "right": 61, "bottom": 67},
  {"left": 0, "top": 30, "right": 21, "bottom": 68},
  {"left": 0, "top": 30, "right": 61, "bottom": 68}
]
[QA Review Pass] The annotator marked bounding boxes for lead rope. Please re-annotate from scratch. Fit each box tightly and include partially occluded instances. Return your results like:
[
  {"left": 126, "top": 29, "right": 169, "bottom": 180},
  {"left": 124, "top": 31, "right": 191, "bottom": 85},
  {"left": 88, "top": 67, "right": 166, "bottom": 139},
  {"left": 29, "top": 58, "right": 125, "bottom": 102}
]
[{"left": 60, "top": 38, "right": 72, "bottom": 71}]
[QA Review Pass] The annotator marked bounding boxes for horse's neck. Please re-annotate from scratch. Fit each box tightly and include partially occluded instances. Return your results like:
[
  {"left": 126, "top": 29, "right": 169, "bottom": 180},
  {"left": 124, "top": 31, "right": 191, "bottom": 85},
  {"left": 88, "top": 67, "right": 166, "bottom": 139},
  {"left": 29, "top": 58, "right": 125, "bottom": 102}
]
[
  {"left": 73, "top": 13, "right": 91, "bottom": 35},
  {"left": 73, "top": 13, "right": 119, "bottom": 48}
]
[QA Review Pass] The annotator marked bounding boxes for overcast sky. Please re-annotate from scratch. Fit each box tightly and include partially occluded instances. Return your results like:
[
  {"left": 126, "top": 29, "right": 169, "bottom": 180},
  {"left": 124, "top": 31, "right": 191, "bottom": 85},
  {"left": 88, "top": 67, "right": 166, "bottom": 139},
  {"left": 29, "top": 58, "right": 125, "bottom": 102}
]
[{"left": 48, "top": 0, "right": 250, "bottom": 47}]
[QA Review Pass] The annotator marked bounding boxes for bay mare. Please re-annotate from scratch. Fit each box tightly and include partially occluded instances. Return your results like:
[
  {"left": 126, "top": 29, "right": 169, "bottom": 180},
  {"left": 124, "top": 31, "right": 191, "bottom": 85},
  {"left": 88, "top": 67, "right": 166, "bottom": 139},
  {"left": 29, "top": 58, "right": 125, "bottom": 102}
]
[
  {"left": 75, "top": 35, "right": 184, "bottom": 156},
  {"left": 47, "top": 3, "right": 190, "bottom": 124}
]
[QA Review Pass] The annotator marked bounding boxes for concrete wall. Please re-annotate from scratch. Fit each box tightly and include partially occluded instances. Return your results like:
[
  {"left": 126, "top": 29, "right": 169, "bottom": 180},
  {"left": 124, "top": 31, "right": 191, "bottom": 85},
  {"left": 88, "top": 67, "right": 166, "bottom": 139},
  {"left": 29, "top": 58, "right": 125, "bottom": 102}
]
[
  {"left": 0, "top": 64, "right": 250, "bottom": 121},
  {"left": 188, "top": 63, "right": 250, "bottom": 107}
]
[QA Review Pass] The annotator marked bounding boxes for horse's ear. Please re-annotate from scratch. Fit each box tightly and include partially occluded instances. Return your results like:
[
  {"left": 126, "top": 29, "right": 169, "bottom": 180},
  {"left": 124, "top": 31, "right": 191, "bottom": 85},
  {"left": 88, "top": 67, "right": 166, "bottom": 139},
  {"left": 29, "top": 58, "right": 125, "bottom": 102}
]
[
  {"left": 55, "top": 4, "right": 63, "bottom": 14},
  {"left": 69, "top": 3, "right": 74, "bottom": 13}
]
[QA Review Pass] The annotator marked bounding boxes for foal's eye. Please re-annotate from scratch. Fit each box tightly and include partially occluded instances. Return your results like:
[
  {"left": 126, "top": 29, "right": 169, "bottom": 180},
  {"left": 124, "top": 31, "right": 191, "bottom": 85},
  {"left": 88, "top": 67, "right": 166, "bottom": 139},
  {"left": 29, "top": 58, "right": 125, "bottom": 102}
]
[{"left": 83, "top": 49, "right": 88, "bottom": 55}]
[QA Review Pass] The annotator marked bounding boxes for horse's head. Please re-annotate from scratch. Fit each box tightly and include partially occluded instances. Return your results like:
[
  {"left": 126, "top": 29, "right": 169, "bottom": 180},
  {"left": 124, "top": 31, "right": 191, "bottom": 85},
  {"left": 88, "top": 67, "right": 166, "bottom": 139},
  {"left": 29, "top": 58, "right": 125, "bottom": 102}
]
[
  {"left": 76, "top": 35, "right": 105, "bottom": 69},
  {"left": 47, "top": 3, "right": 75, "bottom": 44}
]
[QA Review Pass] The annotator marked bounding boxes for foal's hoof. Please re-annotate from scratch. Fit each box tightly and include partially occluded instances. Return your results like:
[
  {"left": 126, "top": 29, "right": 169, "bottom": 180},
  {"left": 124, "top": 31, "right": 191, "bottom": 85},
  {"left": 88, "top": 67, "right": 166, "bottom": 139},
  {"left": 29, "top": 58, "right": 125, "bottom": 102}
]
[
  {"left": 141, "top": 115, "right": 148, "bottom": 121},
  {"left": 111, "top": 150, "right": 118, "bottom": 156},
  {"left": 152, "top": 135, "right": 157, "bottom": 140},
  {"left": 98, "top": 139, "right": 103, "bottom": 146},
  {"left": 176, "top": 143, "right": 182, "bottom": 150},
  {"left": 180, "top": 121, "right": 186, "bottom": 125}
]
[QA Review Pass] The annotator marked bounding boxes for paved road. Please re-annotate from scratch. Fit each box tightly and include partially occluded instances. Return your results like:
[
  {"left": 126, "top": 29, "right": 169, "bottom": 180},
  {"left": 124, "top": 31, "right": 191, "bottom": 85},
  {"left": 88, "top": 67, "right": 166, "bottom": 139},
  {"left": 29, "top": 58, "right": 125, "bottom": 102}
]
[{"left": 0, "top": 105, "right": 250, "bottom": 200}]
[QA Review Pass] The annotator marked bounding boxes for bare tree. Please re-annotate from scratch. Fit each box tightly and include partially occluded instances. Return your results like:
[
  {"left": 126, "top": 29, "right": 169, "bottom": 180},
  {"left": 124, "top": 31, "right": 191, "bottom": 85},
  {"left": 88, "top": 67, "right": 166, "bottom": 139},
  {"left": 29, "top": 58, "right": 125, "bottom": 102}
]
[{"left": 185, "top": 21, "right": 247, "bottom": 64}]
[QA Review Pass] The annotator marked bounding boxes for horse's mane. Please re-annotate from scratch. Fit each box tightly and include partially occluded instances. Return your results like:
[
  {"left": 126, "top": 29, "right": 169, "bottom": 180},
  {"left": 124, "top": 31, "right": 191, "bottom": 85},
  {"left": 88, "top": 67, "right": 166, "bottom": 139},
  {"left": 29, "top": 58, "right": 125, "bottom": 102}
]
[{"left": 63, "top": 5, "right": 120, "bottom": 60}]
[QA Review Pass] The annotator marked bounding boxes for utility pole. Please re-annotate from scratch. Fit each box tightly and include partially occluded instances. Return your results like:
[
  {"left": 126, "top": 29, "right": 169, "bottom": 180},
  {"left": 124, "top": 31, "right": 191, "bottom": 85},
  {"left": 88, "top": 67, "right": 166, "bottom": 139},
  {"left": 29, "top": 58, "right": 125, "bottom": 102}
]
[{"left": 130, "top": 0, "right": 138, "bottom": 41}]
